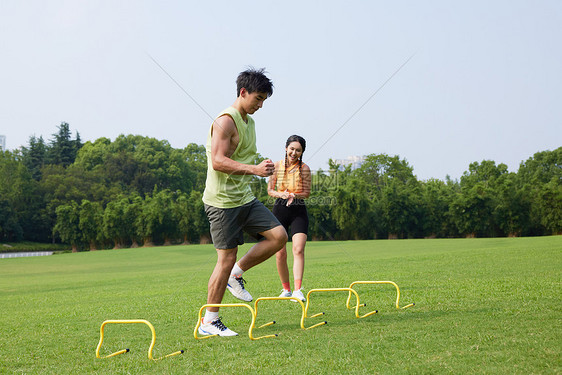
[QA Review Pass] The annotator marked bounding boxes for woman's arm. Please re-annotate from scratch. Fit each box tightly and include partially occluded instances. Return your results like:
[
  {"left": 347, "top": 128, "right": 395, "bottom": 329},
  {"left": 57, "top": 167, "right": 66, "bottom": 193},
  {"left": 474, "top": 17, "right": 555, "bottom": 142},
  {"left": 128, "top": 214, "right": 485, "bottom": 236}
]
[
  {"left": 294, "top": 163, "right": 311, "bottom": 199},
  {"left": 268, "top": 161, "right": 292, "bottom": 199}
]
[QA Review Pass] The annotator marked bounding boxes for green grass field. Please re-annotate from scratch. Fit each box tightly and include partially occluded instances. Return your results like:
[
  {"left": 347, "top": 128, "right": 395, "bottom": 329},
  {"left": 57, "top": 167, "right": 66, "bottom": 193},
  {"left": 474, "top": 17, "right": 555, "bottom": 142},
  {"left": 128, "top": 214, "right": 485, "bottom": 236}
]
[{"left": 1, "top": 236, "right": 560, "bottom": 374}]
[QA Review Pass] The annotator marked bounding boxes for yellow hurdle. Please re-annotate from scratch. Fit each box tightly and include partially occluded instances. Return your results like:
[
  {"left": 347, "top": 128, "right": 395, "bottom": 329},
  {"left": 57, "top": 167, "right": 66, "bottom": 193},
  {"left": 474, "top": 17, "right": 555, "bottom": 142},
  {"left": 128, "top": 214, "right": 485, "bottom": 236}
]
[
  {"left": 95, "top": 319, "right": 184, "bottom": 360},
  {"left": 194, "top": 303, "right": 278, "bottom": 340},
  {"left": 253, "top": 296, "right": 327, "bottom": 331},
  {"left": 96, "top": 281, "right": 414, "bottom": 357},
  {"left": 347, "top": 281, "right": 415, "bottom": 310},
  {"left": 305, "top": 288, "right": 378, "bottom": 319}
]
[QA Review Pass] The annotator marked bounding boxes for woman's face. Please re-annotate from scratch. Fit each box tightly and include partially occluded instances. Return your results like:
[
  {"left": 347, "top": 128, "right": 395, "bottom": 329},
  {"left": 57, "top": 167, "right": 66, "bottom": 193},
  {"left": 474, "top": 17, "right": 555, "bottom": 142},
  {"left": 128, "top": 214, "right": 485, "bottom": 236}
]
[{"left": 286, "top": 141, "right": 303, "bottom": 164}]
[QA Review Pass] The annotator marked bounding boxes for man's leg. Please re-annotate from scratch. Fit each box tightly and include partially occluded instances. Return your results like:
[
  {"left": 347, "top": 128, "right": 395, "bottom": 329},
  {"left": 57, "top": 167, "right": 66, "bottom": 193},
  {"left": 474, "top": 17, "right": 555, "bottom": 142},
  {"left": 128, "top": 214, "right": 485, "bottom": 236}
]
[
  {"left": 206, "top": 247, "right": 237, "bottom": 312},
  {"left": 198, "top": 247, "right": 239, "bottom": 337},
  {"left": 238, "top": 225, "right": 288, "bottom": 271},
  {"left": 225, "top": 226, "right": 286, "bottom": 301}
]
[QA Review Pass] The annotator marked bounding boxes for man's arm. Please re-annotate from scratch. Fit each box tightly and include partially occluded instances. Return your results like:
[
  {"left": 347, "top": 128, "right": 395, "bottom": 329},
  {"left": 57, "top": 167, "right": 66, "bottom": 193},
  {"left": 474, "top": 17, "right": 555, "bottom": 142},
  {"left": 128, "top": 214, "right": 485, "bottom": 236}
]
[
  {"left": 267, "top": 161, "right": 279, "bottom": 197},
  {"left": 210, "top": 115, "right": 274, "bottom": 177}
]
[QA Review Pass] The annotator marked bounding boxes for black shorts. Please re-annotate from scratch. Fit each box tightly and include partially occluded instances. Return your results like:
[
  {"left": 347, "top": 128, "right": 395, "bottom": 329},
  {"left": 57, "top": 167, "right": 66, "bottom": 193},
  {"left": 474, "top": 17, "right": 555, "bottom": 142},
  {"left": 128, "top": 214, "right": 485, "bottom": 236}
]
[{"left": 272, "top": 198, "right": 309, "bottom": 237}]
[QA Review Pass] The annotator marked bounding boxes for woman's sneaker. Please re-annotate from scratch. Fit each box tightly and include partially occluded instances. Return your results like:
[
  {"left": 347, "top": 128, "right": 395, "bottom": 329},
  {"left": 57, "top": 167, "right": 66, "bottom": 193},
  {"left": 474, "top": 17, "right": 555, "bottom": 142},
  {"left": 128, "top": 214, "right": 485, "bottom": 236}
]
[
  {"left": 198, "top": 317, "right": 238, "bottom": 337},
  {"left": 291, "top": 289, "right": 306, "bottom": 302},
  {"left": 227, "top": 275, "right": 253, "bottom": 301},
  {"left": 278, "top": 289, "right": 292, "bottom": 298}
]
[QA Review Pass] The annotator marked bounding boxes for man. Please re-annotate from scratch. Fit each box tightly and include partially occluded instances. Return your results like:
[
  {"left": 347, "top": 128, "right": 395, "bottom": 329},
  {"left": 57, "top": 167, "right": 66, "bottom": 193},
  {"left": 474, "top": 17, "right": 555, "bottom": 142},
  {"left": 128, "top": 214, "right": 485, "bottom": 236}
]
[{"left": 199, "top": 68, "right": 288, "bottom": 336}]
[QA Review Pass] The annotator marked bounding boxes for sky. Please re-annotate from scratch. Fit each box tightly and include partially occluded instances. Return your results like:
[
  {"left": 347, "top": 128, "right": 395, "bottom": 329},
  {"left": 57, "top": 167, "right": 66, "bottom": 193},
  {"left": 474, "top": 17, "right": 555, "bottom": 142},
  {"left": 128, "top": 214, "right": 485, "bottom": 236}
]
[{"left": 1, "top": 1, "right": 560, "bottom": 181}]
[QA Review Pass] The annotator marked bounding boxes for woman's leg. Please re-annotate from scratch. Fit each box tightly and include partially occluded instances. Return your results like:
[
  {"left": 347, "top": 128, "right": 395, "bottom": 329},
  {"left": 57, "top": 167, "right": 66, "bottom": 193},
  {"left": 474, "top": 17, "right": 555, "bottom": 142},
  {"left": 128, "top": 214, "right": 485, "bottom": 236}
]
[
  {"left": 291, "top": 233, "right": 307, "bottom": 289},
  {"left": 276, "top": 244, "right": 291, "bottom": 289}
]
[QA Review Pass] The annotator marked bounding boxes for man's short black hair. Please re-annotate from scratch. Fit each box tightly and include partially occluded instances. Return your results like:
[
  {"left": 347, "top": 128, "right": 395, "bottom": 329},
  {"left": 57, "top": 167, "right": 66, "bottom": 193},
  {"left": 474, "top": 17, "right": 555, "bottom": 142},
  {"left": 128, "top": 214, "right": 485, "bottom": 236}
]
[{"left": 236, "top": 67, "right": 274, "bottom": 97}]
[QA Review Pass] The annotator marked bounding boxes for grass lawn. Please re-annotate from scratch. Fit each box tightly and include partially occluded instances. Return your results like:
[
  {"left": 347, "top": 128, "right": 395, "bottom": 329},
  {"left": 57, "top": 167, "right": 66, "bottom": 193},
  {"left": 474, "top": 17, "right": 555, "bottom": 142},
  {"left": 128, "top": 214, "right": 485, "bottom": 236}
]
[{"left": 0, "top": 236, "right": 560, "bottom": 374}]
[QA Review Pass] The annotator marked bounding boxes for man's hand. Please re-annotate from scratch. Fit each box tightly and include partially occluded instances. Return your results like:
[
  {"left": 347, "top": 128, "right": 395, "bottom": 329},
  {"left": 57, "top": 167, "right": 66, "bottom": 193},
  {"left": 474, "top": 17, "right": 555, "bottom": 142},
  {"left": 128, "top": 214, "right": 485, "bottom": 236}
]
[{"left": 254, "top": 159, "right": 275, "bottom": 177}]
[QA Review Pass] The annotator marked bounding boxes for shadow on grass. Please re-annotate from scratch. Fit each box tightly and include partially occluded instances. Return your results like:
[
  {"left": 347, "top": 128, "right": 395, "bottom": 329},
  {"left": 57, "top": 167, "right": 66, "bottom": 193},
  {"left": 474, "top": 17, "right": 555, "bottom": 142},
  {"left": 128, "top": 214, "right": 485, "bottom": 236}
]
[{"left": 306, "top": 305, "right": 499, "bottom": 330}]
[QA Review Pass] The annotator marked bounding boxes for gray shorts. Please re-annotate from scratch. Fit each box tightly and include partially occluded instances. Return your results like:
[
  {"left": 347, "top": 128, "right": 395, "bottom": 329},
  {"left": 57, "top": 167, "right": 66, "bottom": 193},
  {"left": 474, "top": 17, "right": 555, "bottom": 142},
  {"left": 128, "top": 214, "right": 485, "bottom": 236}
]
[{"left": 204, "top": 198, "right": 282, "bottom": 250}]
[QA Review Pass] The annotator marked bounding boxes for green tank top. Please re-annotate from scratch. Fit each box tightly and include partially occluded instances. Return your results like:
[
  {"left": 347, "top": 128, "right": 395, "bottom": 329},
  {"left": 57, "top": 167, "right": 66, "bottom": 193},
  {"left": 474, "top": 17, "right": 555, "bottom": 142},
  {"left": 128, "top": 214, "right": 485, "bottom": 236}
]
[{"left": 202, "top": 107, "right": 257, "bottom": 208}]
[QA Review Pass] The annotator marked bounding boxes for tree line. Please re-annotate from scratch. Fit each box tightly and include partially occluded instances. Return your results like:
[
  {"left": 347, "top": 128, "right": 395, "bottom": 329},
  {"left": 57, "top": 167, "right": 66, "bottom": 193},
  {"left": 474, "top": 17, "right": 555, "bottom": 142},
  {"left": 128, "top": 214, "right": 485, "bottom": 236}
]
[
  {"left": 0, "top": 123, "right": 560, "bottom": 250},
  {"left": 305, "top": 152, "right": 561, "bottom": 240}
]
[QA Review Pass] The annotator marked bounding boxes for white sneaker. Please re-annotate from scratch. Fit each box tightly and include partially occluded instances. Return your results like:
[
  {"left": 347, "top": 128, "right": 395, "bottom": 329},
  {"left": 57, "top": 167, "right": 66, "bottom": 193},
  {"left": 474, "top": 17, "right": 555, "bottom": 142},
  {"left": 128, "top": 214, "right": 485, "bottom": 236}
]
[
  {"left": 198, "top": 317, "right": 238, "bottom": 337},
  {"left": 291, "top": 289, "right": 306, "bottom": 302},
  {"left": 278, "top": 289, "right": 292, "bottom": 298},
  {"left": 227, "top": 275, "right": 253, "bottom": 302}
]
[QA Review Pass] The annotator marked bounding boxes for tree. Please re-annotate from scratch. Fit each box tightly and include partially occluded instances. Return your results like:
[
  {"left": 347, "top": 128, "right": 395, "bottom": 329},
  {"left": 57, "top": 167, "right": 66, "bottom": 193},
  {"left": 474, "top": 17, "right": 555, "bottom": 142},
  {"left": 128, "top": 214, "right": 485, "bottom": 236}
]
[
  {"left": 54, "top": 202, "right": 81, "bottom": 252},
  {"left": 450, "top": 182, "right": 495, "bottom": 237},
  {"left": 307, "top": 169, "right": 338, "bottom": 240},
  {"left": 125, "top": 194, "right": 143, "bottom": 247},
  {"left": 493, "top": 173, "right": 530, "bottom": 236},
  {"left": 352, "top": 153, "right": 416, "bottom": 197},
  {"left": 419, "top": 178, "right": 457, "bottom": 238},
  {"left": 74, "top": 131, "right": 83, "bottom": 157},
  {"left": 184, "top": 143, "right": 207, "bottom": 192},
  {"left": 102, "top": 198, "right": 129, "bottom": 248},
  {"left": 450, "top": 160, "right": 509, "bottom": 237},
  {"left": 518, "top": 148, "right": 562, "bottom": 235},
  {"left": 0, "top": 199, "right": 23, "bottom": 241},
  {"left": 152, "top": 189, "right": 178, "bottom": 245},
  {"left": 175, "top": 193, "right": 193, "bottom": 244},
  {"left": 189, "top": 190, "right": 210, "bottom": 243},
  {"left": 5, "top": 122, "right": 561, "bottom": 244},
  {"left": 331, "top": 179, "right": 373, "bottom": 239},
  {"left": 79, "top": 200, "right": 104, "bottom": 250},
  {"left": 348, "top": 154, "right": 419, "bottom": 238},
  {"left": 174, "top": 191, "right": 211, "bottom": 244},
  {"left": 73, "top": 137, "right": 111, "bottom": 171},
  {"left": 137, "top": 194, "right": 157, "bottom": 246},
  {"left": 307, "top": 195, "right": 337, "bottom": 240},
  {"left": 136, "top": 190, "right": 177, "bottom": 246},
  {"left": 379, "top": 178, "right": 423, "bottom": 238},
  {"left": 21, "top": 135, "right": 47, "bottom": 181},
  {"left": 40, "top": 163, "right": 111, "bottom": 243},
  {"left": 47, "top": 122, "right": 81, "bottom": 167},
  {"left": 0, "top": 150, "right": 45, "bottom": 241},
  {"left": 518, "top": 147, "right": 562, "bottom": 185},
  {"left": 130, "top": 137, "right": 180, "bottom": 195},
  {"left": 74, "top": 135, "right": 197, "bottom": 197},
  {"left": 534, "top": 180, "right": 562, "bottom": 235}
]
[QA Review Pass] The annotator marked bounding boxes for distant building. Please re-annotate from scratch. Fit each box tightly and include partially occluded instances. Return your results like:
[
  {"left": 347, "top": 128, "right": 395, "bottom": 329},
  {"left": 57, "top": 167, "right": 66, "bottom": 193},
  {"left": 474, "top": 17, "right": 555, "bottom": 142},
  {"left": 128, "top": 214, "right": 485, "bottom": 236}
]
[
  {"left": 0, "top": 135, "right": 5, "bottom": 152},
  {"left": 333, "top": 155, "right": 366, "bottom": 170}
]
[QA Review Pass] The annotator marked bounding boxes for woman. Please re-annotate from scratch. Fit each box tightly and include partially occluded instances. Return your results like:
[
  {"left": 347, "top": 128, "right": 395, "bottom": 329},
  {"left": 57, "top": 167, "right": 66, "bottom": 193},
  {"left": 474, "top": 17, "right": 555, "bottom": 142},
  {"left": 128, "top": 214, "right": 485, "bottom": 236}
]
[{"left": 268, "top": 135, "right": 311, "bottom": 301}]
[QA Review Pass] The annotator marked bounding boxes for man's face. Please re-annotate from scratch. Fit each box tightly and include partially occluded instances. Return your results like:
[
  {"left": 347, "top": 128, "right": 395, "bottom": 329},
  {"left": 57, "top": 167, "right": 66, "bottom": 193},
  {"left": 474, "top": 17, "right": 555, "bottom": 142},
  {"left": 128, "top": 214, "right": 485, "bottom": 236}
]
[{"left": 242, "top": 89, "right": 268, "bottom": 114}]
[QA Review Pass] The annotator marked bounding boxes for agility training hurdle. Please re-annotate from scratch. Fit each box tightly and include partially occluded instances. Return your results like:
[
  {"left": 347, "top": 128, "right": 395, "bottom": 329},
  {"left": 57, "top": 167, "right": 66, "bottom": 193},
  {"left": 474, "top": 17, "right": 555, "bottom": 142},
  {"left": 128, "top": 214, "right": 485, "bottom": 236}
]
[
  {"left": 194, "top": 298, "right": 328, "bottom": 341},
  {"left": 347, "top": 281, "right": 415, "bottom": 310},
  {"left": 96, "top": 280, "right": 413, "bottom": 358},
  {"left": 306, "top": 287, "right": 379, "bottom": 319},
  {"left": 194, "top": 303, "right": 279, "bottom": 340},
  {"left": 96, "top": 319, "right": 184, "bottom": 360},
  {"left": 253, "top": 296, "right": 327, "bottom": 330}
]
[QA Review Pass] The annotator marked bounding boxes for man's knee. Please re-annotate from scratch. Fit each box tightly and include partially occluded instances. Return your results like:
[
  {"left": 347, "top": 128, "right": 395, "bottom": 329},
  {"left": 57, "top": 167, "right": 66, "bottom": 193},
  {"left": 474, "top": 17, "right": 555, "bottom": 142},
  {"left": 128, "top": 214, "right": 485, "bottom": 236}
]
[
  {"left": 272, "top": 226, "right": 288, "bottom": 248},
  {"left": 216, "top": 248, "right": 237, "bottom": 271}
]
